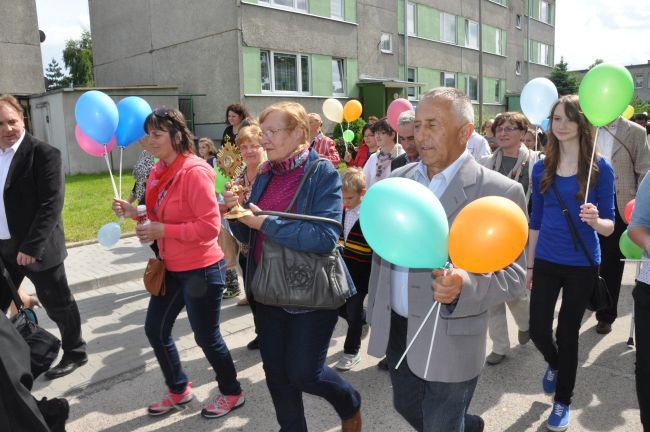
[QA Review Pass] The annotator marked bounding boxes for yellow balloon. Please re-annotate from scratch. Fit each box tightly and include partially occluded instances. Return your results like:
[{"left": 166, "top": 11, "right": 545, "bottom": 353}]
[
  {"left": 322, "top": 98, "right": 343, "bottom": 123},
  {"left": 343, "top": 100, "right": 363, "bottom": 122},
  {"left": 623, "top": 105, "right": 634, "bottom": 120}
]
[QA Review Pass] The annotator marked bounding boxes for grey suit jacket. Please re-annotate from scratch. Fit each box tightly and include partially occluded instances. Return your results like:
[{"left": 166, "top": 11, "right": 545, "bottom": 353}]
[{"left": 367, "top": 157, "right": 527, "bottom": 383}]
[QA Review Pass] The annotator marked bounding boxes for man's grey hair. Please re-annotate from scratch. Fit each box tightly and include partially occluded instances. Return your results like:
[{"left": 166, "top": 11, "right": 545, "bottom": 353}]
[
  {"left": 420, "top": 87, "right": 474, "bottom": 125},
  {"left": 397, "top": 110, "right": 415, "bottom": 127}
]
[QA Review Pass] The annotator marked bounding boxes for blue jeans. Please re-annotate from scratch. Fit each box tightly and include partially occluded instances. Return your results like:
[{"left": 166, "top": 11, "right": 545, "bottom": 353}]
[
  {"left": 385, "top": 311, "right": 482, "bottom": 432},
  {"left": 144, "top": 259, "right": 241, "bottom": 396},
  {"left": 256, "top": 303, "right": 361, "bottom": 431}
]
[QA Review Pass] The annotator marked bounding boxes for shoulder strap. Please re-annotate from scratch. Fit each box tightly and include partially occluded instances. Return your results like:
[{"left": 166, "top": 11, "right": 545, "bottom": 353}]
[
  {"left": 550, "top": 183, "right": 596, "bottom": 267},
  {"left": 283, "top": 158, "right": 326, "bottom": 213},
  {"left": 602, "top": 126, "right": 634, "bottom": 162}
]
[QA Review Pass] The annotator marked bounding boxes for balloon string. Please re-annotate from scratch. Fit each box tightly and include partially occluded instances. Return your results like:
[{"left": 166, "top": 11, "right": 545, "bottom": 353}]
[
  {"left": 423, "top": 302, "right": 441, "bottom": 378},
  {"left": 103, "top": 148, "right": 119, "bottom": 199},
  {"left": 535, "top": 127, "right": 539, "bottom": 152},
  {"left": 395, "top": 301, "right": 438, "bottom": 370},
  {"left": 339, "top": 122, "right": 349, "bottom": 152},
  {"left": 584, "top": 127, "right": 599, "bottom": 205},
  {"left": 119, "top": 147, "right": 123, "bottom": 199}
]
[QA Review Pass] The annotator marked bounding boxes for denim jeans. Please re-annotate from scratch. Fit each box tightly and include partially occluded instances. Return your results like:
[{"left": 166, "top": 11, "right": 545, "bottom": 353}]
[
  {"left": 256, "top": 303, "right": 361, "bottom": 431},
  {"left": 385, "top": 311, "right": 482, "bottom": 432},
  {"left": 144, "top": 259, "right": 241, "bottom": 396},
  {"left": 338, "top": 286, "right": 368, "bottom": 355}
]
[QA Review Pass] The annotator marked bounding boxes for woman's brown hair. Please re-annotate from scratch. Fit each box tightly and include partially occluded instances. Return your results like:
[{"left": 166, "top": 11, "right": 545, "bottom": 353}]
[
  {"left": 539, "top": 95, "right": 598, "bottom": 202},
  {"left": 145, "top": 108, "right": 196, "bottom": 155},
  {"left": 491, "top": 112, "right": 530, "bottom": 135}
]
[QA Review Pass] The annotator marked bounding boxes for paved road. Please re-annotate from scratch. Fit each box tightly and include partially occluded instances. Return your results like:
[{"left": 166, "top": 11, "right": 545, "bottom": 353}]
[{"left": 24, "top": 238, "right": 644, "bottom": 431}]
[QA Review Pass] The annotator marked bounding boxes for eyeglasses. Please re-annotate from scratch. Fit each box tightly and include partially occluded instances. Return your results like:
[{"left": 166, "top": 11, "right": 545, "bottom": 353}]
[
  {"left": 495, "top": 126, "right": 521, "bottom": 134},
  {"left": 261, "top": 127, "right": 288, "bottom": 138}
]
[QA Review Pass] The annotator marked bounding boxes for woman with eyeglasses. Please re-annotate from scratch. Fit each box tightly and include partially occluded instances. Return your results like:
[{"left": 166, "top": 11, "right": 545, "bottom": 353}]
[
  {"left": 528, "top": 95, "right": 615, "bottom": 431},
  {"left": 224, "top": 102, "right": 362, "bottom": 432},
  {"left": 112, "top": 108, "right": 244, "bottom": 419},
  {"left": 479, "top": 112, "right": 542, "bottom": 367},
  {"left": 344, "top": 123, "right": 377, "bottom": 168}
]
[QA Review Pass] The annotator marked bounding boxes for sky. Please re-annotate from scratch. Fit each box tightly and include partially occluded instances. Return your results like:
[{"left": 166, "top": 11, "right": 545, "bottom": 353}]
[{"left": 35, "top": 0, "right": 650, "bottom": 74}]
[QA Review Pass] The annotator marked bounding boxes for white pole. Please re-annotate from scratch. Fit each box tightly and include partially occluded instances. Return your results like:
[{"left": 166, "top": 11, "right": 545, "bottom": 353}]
[
  {"left": 103, "top": 149, "right": 119, "bottom": 199},
  {"left": 119, "top": 147, "right": 123, "bottom": 199},
  {"left": 584, "top": 127, "right": 599, "bottom": 205}
]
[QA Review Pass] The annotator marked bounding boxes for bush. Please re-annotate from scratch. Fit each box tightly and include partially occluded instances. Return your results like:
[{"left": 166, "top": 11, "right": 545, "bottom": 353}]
[{"left": 330, "top": 118, "right": 366, "bottom": 159}]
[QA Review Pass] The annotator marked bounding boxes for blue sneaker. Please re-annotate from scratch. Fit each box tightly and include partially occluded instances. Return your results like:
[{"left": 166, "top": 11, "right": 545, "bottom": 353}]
[
  {"left": 542, "top": 367, "right": 558, "bottom": 395},
  {"left": 546, "top": 402, "right": 569, "bottom": 431}
]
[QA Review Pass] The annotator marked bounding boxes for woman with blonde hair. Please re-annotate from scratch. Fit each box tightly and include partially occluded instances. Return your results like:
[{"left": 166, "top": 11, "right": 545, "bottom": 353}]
[
  {"left": 198, "top": 137, "right": 218, "bottom": 167},
  {"left": 224, "top": 102, "right": 361, "bottom": 431}
]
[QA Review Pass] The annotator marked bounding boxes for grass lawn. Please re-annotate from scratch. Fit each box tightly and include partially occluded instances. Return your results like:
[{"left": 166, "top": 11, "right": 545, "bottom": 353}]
[{"left": 63, "top": 173, "right": 137, "bottom": 242}]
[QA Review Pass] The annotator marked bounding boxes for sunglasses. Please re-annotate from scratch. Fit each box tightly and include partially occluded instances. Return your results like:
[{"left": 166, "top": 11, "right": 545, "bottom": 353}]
[{"left": 152, "top": 108, "right": 185, "bottom": 128}]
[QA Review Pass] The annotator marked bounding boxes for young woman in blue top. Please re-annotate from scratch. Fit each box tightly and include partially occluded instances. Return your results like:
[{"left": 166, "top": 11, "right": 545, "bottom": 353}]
[{"left": 527, "top": 95, "right": 615, "bottom": 432}]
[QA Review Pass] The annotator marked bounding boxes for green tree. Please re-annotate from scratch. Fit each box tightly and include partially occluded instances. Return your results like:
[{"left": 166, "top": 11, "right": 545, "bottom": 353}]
[
  {"left": 548, "top": 57, "right": 579, "bottom": 96},
  {"left": 630, "top": 96, "right": 650, "bottom": 116},
  {"left": 331, "top": 118, "right": 366, "bottom": 162},
  {"left": 63, "top": 31, "right": 94, "bottom": 87},
  {"left": 588, "top": 58, "right": 604, "bottom": 70},
  {"left": 44, "top": 58, "right": 67, "bottom": 90}
]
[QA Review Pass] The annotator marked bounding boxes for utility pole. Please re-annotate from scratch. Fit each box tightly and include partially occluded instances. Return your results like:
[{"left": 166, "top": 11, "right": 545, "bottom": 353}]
[{"left": 478, "top": 0, "right": 484, "bottom": 128}]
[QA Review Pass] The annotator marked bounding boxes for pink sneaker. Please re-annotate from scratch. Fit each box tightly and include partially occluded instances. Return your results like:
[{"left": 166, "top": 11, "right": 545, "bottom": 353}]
[
  {"left": 147, "top": 382, "right": 193, "bottom": 416},
  {"left": 201, "top": 390, "right": 245, "bottom": 418}
]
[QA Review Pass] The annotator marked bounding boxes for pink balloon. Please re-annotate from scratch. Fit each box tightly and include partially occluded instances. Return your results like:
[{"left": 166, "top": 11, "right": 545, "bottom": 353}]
[
  {"left": 387, "top": 98, "right": 413, "bottom": 130},
  {"left": 75, "top": 125, "right": 116, "bottom": 157}
]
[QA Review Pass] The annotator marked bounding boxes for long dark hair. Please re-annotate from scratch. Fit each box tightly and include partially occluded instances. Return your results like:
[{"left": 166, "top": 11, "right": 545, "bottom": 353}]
[
  {"left": 145, "top": 108, "right": 196, "bottom": 155},
  {"left": 540, "top": 95, "right": 598, "bottom": 202}
]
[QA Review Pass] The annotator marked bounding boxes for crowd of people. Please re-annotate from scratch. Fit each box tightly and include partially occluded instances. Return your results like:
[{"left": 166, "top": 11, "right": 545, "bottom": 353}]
[{"left": 1, "top": 87, "right": 649, "bottom": 431}]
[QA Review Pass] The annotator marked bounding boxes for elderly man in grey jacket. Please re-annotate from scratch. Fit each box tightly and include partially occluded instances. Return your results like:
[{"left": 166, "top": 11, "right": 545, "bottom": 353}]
[{"left": 366, "top": 87, "right": 527, "bottom": 432}]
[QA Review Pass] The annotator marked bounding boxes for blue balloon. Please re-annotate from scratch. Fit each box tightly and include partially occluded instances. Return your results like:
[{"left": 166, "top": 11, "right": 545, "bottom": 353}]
[
  {"left": 75, "top": 91, "right": 119, "bottom": 145},
  {"left": 97, "top": 222, "right": 121, "bottom": 248},
  {"left": 360, "top": 177, "right": 449, "bottom": 269},
  {"left": 541, "top": 118, "right": 550, "bottom": 132},
  {"left": 520, "top": 78, "right": 558, "bottom": 125},
  {"left": 115, "top": 97, "right": 152, "bottom": 148}
]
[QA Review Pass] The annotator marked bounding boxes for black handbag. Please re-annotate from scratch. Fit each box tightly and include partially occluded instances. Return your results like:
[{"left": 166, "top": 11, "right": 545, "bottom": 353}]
[
  {"left": 551, "top": 184, "right": 613, "bottom": 312},
  {"left": 250, "top": 158, "right": 350, "bottom": 310},
  {"left": 1, "top": 259, "right": 61, "bottom": 378}
]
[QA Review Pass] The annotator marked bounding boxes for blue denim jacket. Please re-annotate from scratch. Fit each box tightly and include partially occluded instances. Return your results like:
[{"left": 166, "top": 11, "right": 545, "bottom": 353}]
[{"left": 230, "top": 149, "right": 357, "bottom": 309}]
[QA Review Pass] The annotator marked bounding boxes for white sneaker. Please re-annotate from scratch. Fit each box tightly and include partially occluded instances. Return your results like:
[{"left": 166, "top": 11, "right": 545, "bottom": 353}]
[{"left": 335, "top": 353, "right": 361, "bottom": 371}]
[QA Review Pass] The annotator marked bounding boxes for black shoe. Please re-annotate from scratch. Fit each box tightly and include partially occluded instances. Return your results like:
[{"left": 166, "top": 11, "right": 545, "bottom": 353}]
[
  {"left": 44, "top": 356, "right": 88, "bottom": 380},
  {"left": 596, "top": 321, "right": 612, "bottom": 334},
  {"left": 473, "top": 415, "right": 485, "bottom": 432},
  {"left": 377, "top": 358, "right": 389, "bottom": 370},
  {"left": 246, "top": 336, "right": 259, "bottom": 350}
]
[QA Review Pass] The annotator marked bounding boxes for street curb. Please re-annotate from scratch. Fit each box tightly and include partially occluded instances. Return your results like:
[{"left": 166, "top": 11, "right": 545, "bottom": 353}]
[{"left": 69, "top": 267, "right": 145, "bottom": 294}]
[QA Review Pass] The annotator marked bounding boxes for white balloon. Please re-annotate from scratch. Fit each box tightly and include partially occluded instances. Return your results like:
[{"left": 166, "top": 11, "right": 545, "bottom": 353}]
[
  {"left": 97, "top": 222, "right": 121, "bottom": 248},
  {"left": 322, "top": 98, "right": 343, "bottom": 123},
  {"left": 520, "top": 78, "right": 559, "bottom": 125}
]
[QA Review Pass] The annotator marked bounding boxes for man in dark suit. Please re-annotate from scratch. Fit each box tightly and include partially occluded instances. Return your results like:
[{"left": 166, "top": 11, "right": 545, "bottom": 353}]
[{"left": 0, "top": 95, "right": 86, "bottom": 379}]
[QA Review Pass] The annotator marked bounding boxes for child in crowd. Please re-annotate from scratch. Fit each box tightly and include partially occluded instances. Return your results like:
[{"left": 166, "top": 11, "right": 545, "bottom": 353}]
[{"left": 336, "top": 168, "right": 373, "bottom": 371}]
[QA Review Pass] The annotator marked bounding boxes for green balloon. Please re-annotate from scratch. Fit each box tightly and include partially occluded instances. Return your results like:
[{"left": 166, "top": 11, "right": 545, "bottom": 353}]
[
  {"left": 342, "top": 129, "right": 355, "bottom": 143},
  {"left": 214, "top": 166, "right": 230, "bottom": 194},
  {"left": 619, "top": 229, "right": 643, "bottom": 259},
  {"left": 578, "top": 63, "right": 634, "bottom": 127}
]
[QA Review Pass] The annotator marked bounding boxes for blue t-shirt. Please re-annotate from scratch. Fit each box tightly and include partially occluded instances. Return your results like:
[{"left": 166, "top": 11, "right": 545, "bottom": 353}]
[
  {"left": 529, "top": 158, "right": 615, "bottom": 266},
  {"left": 629, "top": 172, "right": 650, "bottom": 284}
]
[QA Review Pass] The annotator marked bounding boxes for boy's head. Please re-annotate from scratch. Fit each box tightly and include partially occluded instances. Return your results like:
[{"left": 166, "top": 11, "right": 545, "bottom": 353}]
[{"left": 340, "top": 167, "right": 366, "bottom": 209}]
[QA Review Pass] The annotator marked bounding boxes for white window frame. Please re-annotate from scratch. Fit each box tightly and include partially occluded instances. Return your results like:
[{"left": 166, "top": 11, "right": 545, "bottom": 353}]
[
  {"left": 258, "top": 0, "right": 308, "bottom": 13},
  {"left": 516, "top": 14, "right": 522, "bottom": 29},
  {"left": 495, "top": 29, "right": 502, "bottom": 55},
  {"left": 441, "top": 13, "right": 456, "bottom": 44},
  {"left": 539, "top": 0, "right": 550, "bottom": 24},
  {"left": 331, "top": 0, "right": 343, "bottom": 20},
  {"left": 260, "top": 50, "right": 311, "bottom": 95},
  {"left": 406, "top": 2, "right": 416, "bottom": 36},
  {"left": 636, "top": 74, "right": 644, "bottom": 89},
  {"left": 465, "top": 19, "right": 479, "bottom": 49},
  {"left": 332, "top": 58, "right": 346, "bottom": 96},
  {"left": 538, "top": 43, "right": 550, "bottom": 66},
  {"left": 515, "top": 60, "right": 521, "bottom": 76},
  {"left": 380, "top": 33, "right": 393, "bottom": 53},
  {"left": 440, "top": 71, "right": 456, "bottom": 88},
  {"left": 407, "top": 67, "right": 417, "bottom": 100},
  {"left": 466, "top": 75, "right": 479, "bottom": 102}
]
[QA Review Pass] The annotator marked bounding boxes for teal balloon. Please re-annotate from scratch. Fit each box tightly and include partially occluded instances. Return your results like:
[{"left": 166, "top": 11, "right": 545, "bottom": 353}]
[
  {"left": 579, "top": 63, "right": 634, "bottom": 127},
  {"left": 360, "top": 177, "right": 449, "bottom": 268},
  {"left": 97, "top": 222, "right": 121, "bottom": 248},
  {"left": 214, "top": 166, "right": 231, "bottom": 194},
  {"left": 619, "top": 229, "right": 643, "bottom": 259},
  {"left": 342, "top": 129, "right": 355, "bottom": 143}
]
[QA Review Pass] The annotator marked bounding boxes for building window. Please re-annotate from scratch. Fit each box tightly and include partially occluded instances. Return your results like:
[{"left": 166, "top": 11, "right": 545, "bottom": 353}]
[
  {"left": 406, "top": 2, "right": 416, "bottom": 36},
  {"left": 258, "top": 0, "right": 308, "bottom": 12},
  {"left": 495, "top": 29, "right": 502, "bottom": 55},
  {"left": 539, "top": 0, "right": 550, "bottom": 24},
  {"left": 380, "top": 33, "right": 393, "bottom": 53},
  {"left": 465, "top": 19, "right": 478, "bottom": 49},
  {"left": 331, "top": 0, "right": 343, "bottom": 19},
  {"left": 407, "top": 67, "right": 417, "bottom": 100},
  {"left": 636, "top": 74, "right": 644, "bottom": 88},
  {"left": 515, "top": 60, "right": 521, "bottom": 76},
  {"left": 440, "top": 71, "right": 456, "bottom": 88},
  {"left": 538, "top": 43, "right": 550, "bottom": 66},
  {"left": 495, "top": 79, "right": 502, "bottom": 103},
  {"left": 441, "top": 13, "right": 456, "bottom": 44},
  {"left": 260, "top": 50, "right": 310, "bottom": 94},
  {"left": 332, "top": 58, "right": 346, "bottom": 96},
  {"left": 516, "top": 14, "right": 522, "bottom": 29},
  {"left": 466, "top": 75, "right": 478, "bottom": 101}
]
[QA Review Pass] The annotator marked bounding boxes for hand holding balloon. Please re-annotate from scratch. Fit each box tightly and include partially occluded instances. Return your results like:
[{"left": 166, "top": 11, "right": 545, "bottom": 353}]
[
  {"left": 579, "top": 203, "right": 600, "bottom": 227},
  {"left": 112, "top": 198, "right": 137, "bottom": 219},
  {"left": 431, "top": 267, "right": 464, "bottom": 304}
]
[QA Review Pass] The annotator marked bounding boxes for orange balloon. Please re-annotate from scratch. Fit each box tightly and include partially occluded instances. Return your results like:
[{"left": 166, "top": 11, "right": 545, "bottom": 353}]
[
  {"left": 343, "top": 100, "right": 363, "bottom": 122},
  {"left": 448, "top": 196, "right": 528, "bottom": 273}
]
